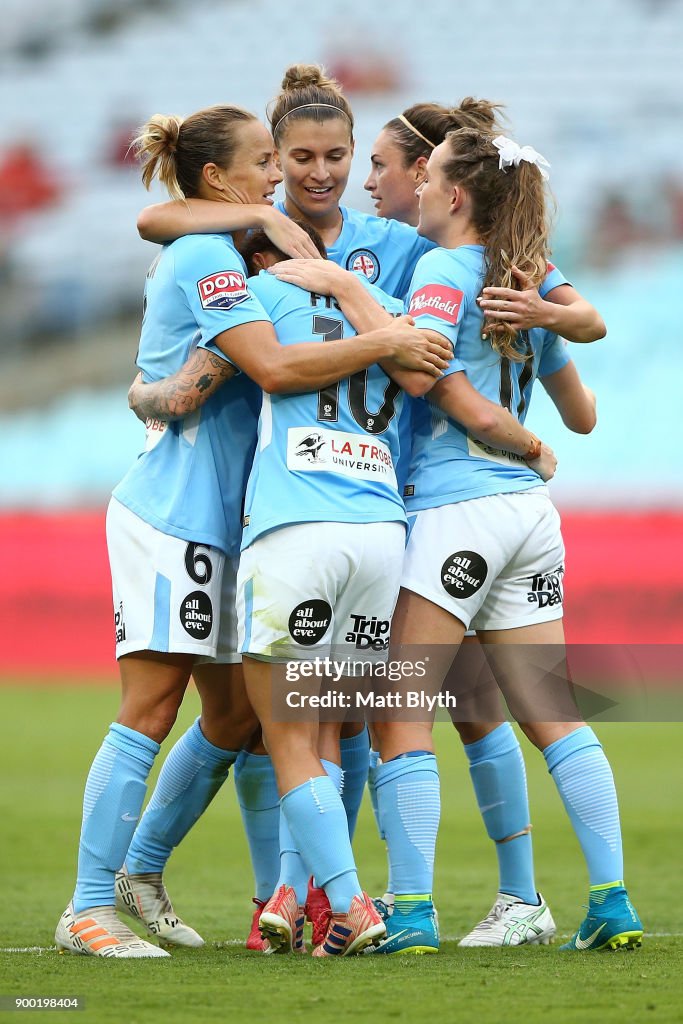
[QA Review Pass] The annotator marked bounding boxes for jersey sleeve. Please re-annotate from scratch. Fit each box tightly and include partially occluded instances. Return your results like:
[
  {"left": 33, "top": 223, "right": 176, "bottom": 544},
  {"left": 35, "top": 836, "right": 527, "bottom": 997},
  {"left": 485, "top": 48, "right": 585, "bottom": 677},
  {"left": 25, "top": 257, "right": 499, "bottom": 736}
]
[
  {"left": 538, "top": 332, "right": 571, "bottom": 377},
  {"left": 172, "top": 236, "right": 271, "bottom": 355},
  {"left": 406, "top": 249, "right": 467, "bottom": 378},
  {"left": 540, "top": 261, "right": 570, "bottom": 297}
]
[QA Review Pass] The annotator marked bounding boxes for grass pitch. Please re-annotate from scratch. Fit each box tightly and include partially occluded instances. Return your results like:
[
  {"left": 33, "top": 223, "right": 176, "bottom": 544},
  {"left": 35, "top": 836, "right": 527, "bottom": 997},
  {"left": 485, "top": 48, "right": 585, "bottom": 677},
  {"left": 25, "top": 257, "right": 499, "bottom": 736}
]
[{"left": 0, "top": 684, "right": 680, "bottom": 1023}]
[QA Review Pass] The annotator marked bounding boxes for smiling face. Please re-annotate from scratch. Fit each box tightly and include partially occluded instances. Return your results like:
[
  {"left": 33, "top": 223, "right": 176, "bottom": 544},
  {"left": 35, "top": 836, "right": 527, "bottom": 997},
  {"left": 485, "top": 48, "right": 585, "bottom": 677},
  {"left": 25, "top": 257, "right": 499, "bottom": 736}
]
[
  {"left": 276, "top": 117, "right": 353, "bottom": 226},
  {"left": 364, "top": 128, "right": 426, "bottom": 226},
  {"left": 203, "top": 119, "right": 282, "bottom": 205}
]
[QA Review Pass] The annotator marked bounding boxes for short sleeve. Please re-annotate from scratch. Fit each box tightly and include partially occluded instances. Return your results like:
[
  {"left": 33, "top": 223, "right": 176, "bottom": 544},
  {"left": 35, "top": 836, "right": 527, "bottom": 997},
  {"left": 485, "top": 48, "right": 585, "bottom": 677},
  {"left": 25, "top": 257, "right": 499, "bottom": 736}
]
[
  {"left": 538, "top": 332, "right": 571, "bottom": 377},
  {"left": 406, "top": 250, "right": 467, "bottom": 378},
  {"left": 540, "top": 261, "right": 570, "bottom": 297},
  {"left": 172, "top": 236, "right": 271, "bottom": 352}
]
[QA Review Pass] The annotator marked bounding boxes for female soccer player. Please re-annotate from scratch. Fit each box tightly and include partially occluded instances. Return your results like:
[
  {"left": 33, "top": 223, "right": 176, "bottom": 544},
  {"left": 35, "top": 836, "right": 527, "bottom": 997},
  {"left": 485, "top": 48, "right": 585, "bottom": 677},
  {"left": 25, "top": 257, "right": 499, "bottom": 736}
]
[
  {"left": 129, "top": 71, "right": 608, "bottom": 950},
  {"left": 54, "top": 102, "right": 438, "bottom": 959},
  {"left": 362, "top": 127, "right": 642, "bottom": 954}
]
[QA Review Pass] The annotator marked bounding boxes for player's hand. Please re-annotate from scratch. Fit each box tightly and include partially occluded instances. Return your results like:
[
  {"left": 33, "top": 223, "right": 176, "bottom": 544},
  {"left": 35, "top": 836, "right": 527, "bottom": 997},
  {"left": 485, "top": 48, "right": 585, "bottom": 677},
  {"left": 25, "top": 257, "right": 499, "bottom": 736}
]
[
  {"left": 268, "top": 257, "right": 347, "bottom": 291},
  {"left": 528, "top": 442, "right": 557, "bottom": 482},
  {"left": 390, "top": 316, "right": 451, "bottom": 377},
  {"left": 261, "top": 214, "right": 324, "bottom": 260},
  {"left": 127, "top": 372, "right": 147, "bottom": 421},
  {"left": 478, "top": 265, "right": 546, "bottom": 335}
]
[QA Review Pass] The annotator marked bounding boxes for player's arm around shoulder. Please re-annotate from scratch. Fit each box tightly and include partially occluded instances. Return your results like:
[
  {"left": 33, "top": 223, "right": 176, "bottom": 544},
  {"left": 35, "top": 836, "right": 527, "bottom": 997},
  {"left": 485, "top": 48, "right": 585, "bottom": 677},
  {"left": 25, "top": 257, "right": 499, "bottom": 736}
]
[{"left": 540, "top": 360, "right": 597, "bottom": 434}]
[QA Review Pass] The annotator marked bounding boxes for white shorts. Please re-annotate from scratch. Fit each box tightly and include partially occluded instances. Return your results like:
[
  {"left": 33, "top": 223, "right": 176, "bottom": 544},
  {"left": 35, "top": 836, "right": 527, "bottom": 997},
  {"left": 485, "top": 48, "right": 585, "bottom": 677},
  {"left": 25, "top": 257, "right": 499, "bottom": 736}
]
[
  {"left": 107, "top": 497, "right": 236, "bottom": 660},
  {"left": 236, "top": 521, "right": 406, "bottom": 662},
  {"left": 402, "top": 487, "right": 565, "bottom": 631}
]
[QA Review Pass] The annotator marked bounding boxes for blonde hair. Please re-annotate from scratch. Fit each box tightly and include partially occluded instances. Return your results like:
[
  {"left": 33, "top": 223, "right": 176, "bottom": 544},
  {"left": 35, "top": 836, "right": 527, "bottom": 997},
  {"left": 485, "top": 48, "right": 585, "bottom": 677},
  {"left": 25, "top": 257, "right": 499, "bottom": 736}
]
[
  {"left": 268, "top": 63, "right": 354, "bottom": 144},
  {"left": 386, "top": 97, "right": 505, "bottom": 166},
  {"left": 442, "top": 127, "right": 553, "bottom": 362},
  {"left": 133, "top": 105, "right": 257, "bottom": 200}
]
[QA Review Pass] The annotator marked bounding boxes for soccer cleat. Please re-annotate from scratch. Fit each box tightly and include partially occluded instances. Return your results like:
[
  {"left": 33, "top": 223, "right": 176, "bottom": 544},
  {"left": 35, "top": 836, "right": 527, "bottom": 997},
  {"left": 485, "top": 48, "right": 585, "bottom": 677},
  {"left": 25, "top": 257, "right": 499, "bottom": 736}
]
[
  {"left": 458, "top": 892, "right": 556, "bottom": 947},
  {"left": 246, "top": 898, "right": 269, "bottom": 951},
  {"left": 560, "top": 886, "right": 643, "bottom": 951},
  {"left": 372, "top": 897, "right": 394, "bottom": 923},
  {"left": 259, "top": 885, "right": 306, "bottom": 954},
  {"left": 55, "top": 901, "right": 170, "bottom": 958},
  {"left": 312, "top": 892, "right": 386, "bottom": 957},
  {"left": 305, "top": 877, "right": 332, "bottom": 948},
  {"left": 115, "top": 865, "right": 204, "bottom": 948},
  {"left": 365, "top": 898, "right": 438, "bottom": 955}
]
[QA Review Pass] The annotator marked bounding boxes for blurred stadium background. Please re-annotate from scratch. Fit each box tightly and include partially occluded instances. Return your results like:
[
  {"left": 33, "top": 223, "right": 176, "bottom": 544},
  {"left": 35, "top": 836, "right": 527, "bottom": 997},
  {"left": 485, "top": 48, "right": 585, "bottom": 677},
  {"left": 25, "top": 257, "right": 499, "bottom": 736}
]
[{"left": 0, "top": 0, "right": 682, "bottom": 677}]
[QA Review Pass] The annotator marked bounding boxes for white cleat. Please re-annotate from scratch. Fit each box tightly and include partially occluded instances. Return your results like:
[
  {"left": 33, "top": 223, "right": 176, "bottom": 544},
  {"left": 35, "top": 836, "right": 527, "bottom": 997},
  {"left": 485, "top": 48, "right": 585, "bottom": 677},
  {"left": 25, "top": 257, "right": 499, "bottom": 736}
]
[
  {"left": 458, "top": 892, "right": 556, "bottom": 947},
  {"left": 115, "top": 866, "right": 204, "bottom": 948},
  {"left": 55, "top": 902, "right": 170, "bottom": 958}
]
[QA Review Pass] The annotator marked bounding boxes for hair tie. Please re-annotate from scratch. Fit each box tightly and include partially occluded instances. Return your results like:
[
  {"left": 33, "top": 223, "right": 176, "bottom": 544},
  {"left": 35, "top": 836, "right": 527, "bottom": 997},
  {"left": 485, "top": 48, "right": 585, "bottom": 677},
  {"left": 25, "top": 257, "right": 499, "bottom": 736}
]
[
  {"left": 492, "top": 135, "right": 550, "bottom": 180},
  {"left": 397, "top": 114, "right": 436, "bottom": 150}
]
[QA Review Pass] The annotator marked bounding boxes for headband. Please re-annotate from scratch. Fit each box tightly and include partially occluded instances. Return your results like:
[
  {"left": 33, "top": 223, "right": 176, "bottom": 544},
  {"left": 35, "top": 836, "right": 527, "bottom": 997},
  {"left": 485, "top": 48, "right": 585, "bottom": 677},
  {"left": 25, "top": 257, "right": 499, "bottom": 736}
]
[
  {"left": 492, "top": 134, "right": 550, "bottom": 180},
  {"left": 397, "top": 114, "right": 436, "bottom": 150},
  {"left": 273, "top": 102, "right": 353, "bottom": 138}
]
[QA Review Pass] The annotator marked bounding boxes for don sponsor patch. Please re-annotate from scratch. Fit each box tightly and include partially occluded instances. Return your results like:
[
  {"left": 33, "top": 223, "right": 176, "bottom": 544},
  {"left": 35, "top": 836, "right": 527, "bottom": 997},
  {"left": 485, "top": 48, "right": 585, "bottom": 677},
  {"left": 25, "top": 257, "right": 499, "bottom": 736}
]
[
  {"left": 286, "top": 427, "right": 396, "bottom": 486},
  {"left": 197, "top": 271, "right": 250, "bottom": 310},
  {"left": 408, "top": 284, "right": 463, "bottom": 323}
]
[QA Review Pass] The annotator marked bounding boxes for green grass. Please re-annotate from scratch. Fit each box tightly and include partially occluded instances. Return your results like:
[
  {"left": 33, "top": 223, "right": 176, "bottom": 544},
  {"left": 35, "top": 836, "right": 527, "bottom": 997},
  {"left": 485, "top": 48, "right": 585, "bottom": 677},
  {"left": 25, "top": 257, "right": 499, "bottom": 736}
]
[{"left": 0, "top": 685, "right": 680, "bottom": 1023}]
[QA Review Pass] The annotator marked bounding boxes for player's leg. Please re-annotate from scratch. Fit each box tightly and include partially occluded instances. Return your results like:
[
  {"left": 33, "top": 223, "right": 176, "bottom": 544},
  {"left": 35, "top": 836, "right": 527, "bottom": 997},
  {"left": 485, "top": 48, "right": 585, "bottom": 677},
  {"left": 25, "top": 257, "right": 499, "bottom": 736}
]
[
  {"left": 483, "top": 618, "right": 642, "bottom": 950},
  {"left": 117, "top": 661, "right": 257, "bottom": 947},
  {"left": 367, "top": 586, "right": 458, "bottom": 955},
  {"left": 116, "top": 553, "right": 260, "bottom": 947},
  {"left": 56, "top": 651, "right": 191, "bottom": 959},
  {"left": 56, "top": 501, "right": 221, "bottom": 958},
  {"left": 451, "top": 637, "right": 541, "bottom": 946},
  {"left": 237, "top": 522, "right": 386, "bottom": 956}
]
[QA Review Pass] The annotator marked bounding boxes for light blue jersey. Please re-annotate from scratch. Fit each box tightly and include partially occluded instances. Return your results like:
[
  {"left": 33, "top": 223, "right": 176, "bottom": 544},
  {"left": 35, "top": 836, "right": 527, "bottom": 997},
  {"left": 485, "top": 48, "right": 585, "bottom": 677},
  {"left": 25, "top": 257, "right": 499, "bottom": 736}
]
[
  {"left": 240, "top": 271, "right": 407, "bottom": 548},
  {"left": 274, "top": 200, "right": 433, "bottom": 300},
  {"left": 113, "top": 233, "right": 268, "bottom": 556},
  {"left": 404, "top": 245, "right": 571, "bottom": 510}
]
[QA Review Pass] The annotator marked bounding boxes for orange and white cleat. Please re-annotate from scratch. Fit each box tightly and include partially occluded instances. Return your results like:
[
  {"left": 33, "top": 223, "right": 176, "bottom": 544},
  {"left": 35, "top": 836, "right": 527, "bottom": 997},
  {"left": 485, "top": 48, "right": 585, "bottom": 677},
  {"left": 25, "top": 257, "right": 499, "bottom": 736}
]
[
  {"left": 312, "top": 892, "right": 386, "bottom": 957},
  {"left": 258, "top": 885, "right": 306, "bottom": 955},
  {"left": 246, "top": 898, "right": 269, "bottom": 951},
  {"left": 305, "top": 877, "right": 332, "bottom": 948},
  {"left": 55, "top": 901, "right": 169, "bottom": 958}
]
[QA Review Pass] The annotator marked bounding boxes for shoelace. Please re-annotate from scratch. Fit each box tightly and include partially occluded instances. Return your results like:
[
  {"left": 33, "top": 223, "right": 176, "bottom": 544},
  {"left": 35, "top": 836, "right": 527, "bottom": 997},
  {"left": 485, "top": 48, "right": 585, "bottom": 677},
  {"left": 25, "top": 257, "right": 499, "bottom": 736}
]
[{"left": 477, "top": 900, "right": 508, "bottom": 930}]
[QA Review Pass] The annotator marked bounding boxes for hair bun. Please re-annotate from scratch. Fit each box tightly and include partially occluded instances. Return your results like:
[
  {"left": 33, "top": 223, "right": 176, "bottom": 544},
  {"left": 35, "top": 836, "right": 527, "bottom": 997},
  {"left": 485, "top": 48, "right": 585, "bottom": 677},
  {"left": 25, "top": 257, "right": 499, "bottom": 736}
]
[{"left": 281, "top": 63, "right": 338, "bottom": 92}]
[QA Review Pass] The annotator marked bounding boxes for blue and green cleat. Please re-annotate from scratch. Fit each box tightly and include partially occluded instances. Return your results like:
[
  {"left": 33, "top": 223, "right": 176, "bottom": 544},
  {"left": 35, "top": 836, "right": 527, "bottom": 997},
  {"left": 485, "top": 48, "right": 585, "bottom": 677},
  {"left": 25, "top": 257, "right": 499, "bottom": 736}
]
[
  {"left": 364, "top": 895, "right": 438, "bottom": 955},
  {"left": 560, "top": 883, "right": 643, "bottom": 951}
]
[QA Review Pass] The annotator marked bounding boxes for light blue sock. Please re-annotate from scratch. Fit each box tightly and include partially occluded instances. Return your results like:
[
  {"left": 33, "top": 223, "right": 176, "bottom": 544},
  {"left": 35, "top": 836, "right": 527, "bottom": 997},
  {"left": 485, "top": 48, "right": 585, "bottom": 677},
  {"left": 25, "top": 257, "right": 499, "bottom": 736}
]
[
  {"left": 125, "top": 718, "right": 237, "bottom": 875},
  {"left": 281, "top": 775, "right": 361, "bottom": 913},
  {"left": 544, "top": 726, "right": 624, "bottom": 886},
  {"left": 234, "top": 751, "right": 281, "bottom": 902},
  {"left": 280, "top": 759, "right": 341, "bottom": 900},
  {"left": 73, "top": 723, "right": 159, "bottom": 912},
  {"left": 340, "top": 727, "right": 370, "bottom": 840},
  {"left": 375, "top": 753, "right": 440, "bottom": 896},
  {"left": 464, "top": 723, "right": 537, "bottom": 904}
]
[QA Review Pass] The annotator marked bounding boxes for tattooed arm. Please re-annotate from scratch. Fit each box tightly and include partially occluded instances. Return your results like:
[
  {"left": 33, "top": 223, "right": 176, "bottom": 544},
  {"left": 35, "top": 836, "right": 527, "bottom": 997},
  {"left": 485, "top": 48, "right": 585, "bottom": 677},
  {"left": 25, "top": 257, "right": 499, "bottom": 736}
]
[{"left": 128, "top": 349, "right": 236, "bottom": 421}]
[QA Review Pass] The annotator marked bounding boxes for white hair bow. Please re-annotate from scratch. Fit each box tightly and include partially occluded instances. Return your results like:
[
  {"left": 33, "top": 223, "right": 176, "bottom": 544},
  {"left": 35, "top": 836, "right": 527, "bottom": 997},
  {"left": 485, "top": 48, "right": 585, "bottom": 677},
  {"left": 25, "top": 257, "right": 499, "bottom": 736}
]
[{"left": 492, "top": 135, "right": 550, "bottom": 180}]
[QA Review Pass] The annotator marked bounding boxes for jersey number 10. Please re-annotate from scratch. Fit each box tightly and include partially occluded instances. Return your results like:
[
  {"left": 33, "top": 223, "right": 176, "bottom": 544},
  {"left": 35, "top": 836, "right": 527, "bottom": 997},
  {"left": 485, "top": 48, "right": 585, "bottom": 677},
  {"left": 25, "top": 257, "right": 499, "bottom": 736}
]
[{"left": 314, "top": 315, "right": 400, "bottom": 435}]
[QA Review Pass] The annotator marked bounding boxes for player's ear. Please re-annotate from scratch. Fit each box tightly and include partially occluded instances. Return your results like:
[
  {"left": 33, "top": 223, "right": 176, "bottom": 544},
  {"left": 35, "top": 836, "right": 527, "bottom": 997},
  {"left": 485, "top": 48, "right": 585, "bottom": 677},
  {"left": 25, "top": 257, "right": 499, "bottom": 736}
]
[
  {"left": 450, "top": 184, "right": 466, "bottom": 215},
  {"left": 413, "top": 155, "right": 428, "bottom": 185}
]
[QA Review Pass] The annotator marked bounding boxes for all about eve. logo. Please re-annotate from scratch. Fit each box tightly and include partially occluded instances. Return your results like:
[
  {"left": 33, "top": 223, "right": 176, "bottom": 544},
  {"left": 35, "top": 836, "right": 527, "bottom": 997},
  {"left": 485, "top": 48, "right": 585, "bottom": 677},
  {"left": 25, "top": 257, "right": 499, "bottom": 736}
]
[
  {"left": 180, "top": 591, "right": 213, "bottom": 638},
  {"left": 441, "top": 550, "right": 488, "bottom": 599},
  {"left": 288, "top": 600, "right": 332, "bottom": 646}
]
